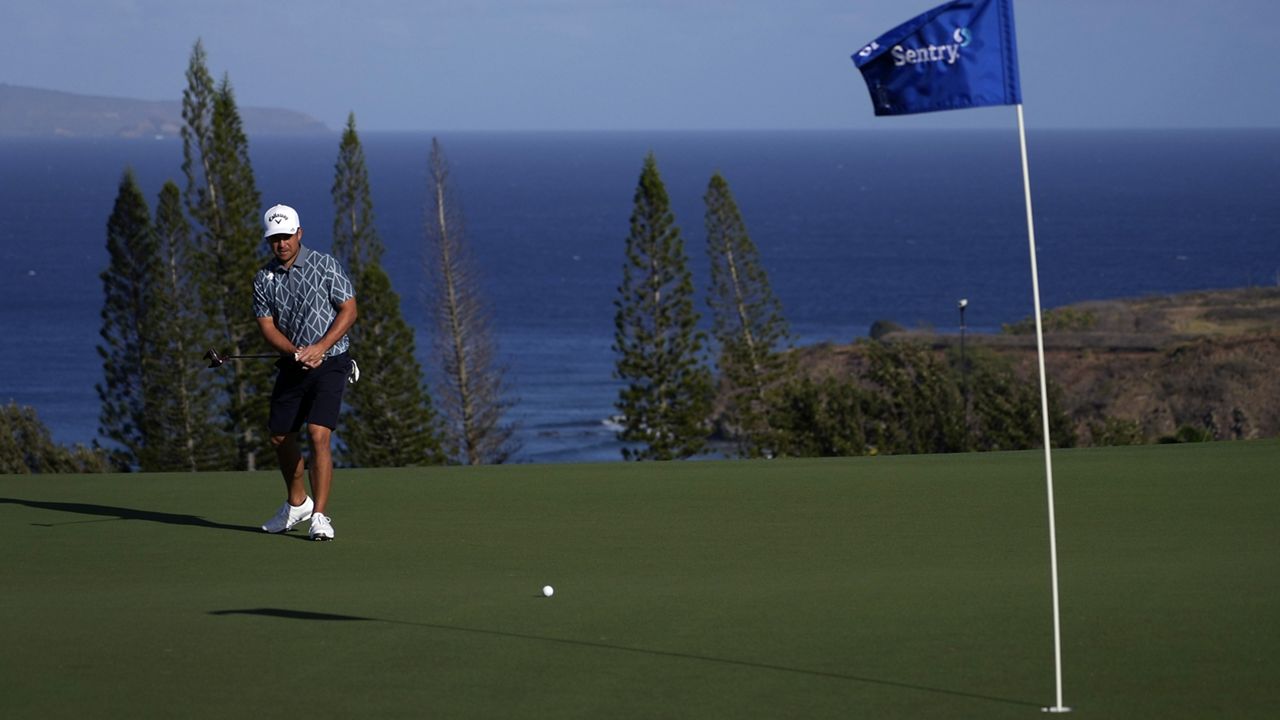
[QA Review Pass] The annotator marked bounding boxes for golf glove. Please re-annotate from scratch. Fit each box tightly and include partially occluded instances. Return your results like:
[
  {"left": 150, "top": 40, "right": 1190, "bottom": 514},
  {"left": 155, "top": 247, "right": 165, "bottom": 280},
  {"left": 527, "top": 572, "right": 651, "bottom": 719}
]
[{"left": 348, "top": 358, "right": 360, "bottom": 384}]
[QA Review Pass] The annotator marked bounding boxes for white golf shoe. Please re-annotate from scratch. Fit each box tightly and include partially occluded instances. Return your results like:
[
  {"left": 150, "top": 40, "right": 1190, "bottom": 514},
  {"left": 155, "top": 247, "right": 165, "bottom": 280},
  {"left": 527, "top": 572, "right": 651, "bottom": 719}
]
[
  {"left": 309, "top": 512, "right": 335, "bottom": 541},
  {"left": 261, "top": 497, "right": 314, "bottom": 533}
]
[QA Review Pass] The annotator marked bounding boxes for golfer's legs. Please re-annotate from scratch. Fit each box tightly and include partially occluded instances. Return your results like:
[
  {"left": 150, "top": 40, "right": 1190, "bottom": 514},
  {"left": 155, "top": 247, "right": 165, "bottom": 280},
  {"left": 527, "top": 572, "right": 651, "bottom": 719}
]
[
  {"left": 271, "top": 433, "right": 308, "bottom": 506},
  {"left": 308, "top": 424, "right": 333, "bottom": 514}
]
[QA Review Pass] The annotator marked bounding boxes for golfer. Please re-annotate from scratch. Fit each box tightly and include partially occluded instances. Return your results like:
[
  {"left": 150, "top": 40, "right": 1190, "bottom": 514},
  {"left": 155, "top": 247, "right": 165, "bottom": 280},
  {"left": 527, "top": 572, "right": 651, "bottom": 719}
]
[{"left": 253, "top": 204, "right": 357, "bottom": 541}]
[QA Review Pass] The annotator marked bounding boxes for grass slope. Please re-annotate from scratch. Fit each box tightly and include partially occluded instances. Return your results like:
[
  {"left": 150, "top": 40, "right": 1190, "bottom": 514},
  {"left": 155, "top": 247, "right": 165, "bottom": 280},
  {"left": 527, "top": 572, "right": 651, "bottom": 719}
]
[{"left": 2, "top": 441, "right": 1277, "bottom": 719}]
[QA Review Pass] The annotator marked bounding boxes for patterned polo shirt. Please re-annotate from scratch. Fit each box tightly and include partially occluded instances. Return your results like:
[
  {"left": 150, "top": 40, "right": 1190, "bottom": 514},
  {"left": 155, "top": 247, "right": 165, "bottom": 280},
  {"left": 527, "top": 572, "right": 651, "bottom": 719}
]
[{"left": 253, "top": 245, "right": 355, "bottom": 357}]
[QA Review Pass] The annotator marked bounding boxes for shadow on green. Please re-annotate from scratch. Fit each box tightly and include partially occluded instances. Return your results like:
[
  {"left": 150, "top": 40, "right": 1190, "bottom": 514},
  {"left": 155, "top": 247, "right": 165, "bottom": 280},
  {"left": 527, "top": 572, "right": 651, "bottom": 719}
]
[
  {"left": 1, "top": 497, "right": 260, "bottom": 533},
  {"left": 209, "top": 606, "right": 1042, "bottom": 709}
]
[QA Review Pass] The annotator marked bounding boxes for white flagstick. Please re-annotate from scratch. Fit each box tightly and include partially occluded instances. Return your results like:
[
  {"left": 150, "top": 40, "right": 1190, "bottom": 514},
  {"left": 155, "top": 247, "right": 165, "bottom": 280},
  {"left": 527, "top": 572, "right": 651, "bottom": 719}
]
[{"left": 1016, "top": 104, "right": 1070, "bottom": 714}]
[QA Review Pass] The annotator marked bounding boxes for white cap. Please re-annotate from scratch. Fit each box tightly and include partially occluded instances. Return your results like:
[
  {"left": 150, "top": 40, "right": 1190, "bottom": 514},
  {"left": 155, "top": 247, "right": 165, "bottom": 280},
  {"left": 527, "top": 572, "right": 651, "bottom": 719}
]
[{"left": 263, "top": 204, "right": 301, "bottom": 238}]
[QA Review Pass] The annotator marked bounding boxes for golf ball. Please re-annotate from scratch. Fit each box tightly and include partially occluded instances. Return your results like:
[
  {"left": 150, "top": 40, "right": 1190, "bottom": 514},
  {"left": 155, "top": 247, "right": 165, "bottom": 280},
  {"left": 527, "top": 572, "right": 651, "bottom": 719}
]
[{"left": 542, "top": 585, "right": 554, "bottom": 597}]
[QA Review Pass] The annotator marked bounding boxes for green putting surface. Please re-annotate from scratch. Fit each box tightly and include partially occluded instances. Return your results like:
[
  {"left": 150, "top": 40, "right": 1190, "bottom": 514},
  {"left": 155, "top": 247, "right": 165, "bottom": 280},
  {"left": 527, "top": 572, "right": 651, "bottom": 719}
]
[{"left": 2, "top": 442, "right": 1277, "bottom": 718}]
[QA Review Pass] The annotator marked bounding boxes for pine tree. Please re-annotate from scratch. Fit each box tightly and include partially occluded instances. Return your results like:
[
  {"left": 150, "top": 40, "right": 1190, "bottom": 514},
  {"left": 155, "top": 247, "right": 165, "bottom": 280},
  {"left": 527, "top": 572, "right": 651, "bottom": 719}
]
[
  {"left": 613, "top": 153, "right": 713, "bottom": 461},
  {"left": 331, "top": 116, "right": 446, "bottom": 467},
  {"left": 423, "top": 138, "right": 517, "bottom": 465},
  {"left": 96, "top": 169, "right": 158, "bottom": 470},
  {"left": 331, "top": 113, "right": 382, "bottom": 279},
  {"left": 140, "top": 181, "right": 231, "bottom": 471},
  {"left": 704, "top": 171, "right": 792, "bottom": 457},
  {"left": 181, "top": 40, "right": 270, "bottom": 470},
  {"left": 339, "top": 264, "right": 448, "bottom": 466}
]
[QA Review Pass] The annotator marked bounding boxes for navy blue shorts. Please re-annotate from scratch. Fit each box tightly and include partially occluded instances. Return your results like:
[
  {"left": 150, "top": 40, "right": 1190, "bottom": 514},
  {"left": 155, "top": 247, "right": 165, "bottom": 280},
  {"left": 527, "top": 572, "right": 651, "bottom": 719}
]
[{"left": 268, "top": 352, "right": 352, "bottom": 434}]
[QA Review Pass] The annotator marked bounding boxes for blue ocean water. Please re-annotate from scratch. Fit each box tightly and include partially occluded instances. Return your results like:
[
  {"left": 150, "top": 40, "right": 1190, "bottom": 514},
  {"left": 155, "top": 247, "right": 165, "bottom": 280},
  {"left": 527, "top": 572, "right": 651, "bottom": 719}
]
[{"left": 1, "top": 130, "right": 1277, "bottom": 463}]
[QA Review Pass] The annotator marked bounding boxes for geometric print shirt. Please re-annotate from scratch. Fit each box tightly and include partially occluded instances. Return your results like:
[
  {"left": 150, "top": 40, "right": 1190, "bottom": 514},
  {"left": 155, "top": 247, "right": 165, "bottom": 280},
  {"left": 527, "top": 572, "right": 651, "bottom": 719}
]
[{"left": 252, "top": 244, "right": 355, "bottom": 357}]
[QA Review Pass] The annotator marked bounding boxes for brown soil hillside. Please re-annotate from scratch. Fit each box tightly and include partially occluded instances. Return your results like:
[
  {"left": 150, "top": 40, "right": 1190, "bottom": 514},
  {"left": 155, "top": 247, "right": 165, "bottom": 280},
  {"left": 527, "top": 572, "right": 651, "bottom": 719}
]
[{"left": 797, "top": 288, "right": 1280, "bottom": 444}]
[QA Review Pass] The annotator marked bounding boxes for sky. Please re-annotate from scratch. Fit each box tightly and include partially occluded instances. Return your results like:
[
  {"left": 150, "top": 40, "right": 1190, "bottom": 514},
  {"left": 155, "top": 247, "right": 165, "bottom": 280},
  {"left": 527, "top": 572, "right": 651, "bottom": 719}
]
[{"left": 4, "top": 0, "right": 1279, "bottom": 132}]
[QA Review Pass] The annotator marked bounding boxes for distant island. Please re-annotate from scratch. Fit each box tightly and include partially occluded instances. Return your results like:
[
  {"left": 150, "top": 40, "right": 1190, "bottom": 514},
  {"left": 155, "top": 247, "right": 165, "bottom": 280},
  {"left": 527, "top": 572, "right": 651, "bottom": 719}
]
[{"left": 0, "top": 83, "right": 329, "bottom": 138}]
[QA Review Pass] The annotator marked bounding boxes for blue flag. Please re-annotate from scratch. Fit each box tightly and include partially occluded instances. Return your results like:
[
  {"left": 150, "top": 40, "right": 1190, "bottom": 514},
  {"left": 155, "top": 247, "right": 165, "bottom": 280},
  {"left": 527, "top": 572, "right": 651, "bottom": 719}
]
[{"left": 852, "top": 0, "right": 1021, "bottom": 116}]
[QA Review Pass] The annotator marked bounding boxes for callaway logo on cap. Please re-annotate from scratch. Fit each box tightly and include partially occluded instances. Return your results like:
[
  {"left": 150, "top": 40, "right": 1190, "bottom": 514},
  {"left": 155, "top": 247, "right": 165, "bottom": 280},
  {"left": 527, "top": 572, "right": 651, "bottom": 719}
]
[{"left": 263, "top": 204, "right": 301, "bottom": 238}]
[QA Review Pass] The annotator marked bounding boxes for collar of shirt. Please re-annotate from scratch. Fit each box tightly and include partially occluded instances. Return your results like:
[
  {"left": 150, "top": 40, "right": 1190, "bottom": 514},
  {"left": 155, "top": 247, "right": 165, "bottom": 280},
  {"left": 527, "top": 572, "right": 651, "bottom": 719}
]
[{"left": 269, "top": 244, "right": 311, "bottom": 274}]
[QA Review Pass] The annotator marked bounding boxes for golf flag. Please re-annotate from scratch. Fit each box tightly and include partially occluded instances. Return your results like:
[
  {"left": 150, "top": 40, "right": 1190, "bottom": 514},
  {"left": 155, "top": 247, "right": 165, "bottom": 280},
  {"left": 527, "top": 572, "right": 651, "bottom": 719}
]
[
  {"left": 852, "top": 0, "right": 1021, "bottom": 116},
  {"left": 853, "top": 3, "right": 1070, "bottom": 712}
]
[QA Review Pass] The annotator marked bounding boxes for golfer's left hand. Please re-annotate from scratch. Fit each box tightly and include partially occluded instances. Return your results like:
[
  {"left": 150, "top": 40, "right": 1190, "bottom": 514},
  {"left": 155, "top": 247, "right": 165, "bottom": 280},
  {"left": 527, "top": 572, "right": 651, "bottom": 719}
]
[{"left": 295, "top": 345, "right": 325, "bottom": 369}]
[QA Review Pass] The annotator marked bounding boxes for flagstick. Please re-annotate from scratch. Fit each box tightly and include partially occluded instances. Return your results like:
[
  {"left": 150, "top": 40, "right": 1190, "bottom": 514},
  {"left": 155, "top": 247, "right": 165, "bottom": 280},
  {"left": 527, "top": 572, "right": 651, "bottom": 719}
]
[{"left": 1016, "top": 104, "right": 1070, "bottom": 714}]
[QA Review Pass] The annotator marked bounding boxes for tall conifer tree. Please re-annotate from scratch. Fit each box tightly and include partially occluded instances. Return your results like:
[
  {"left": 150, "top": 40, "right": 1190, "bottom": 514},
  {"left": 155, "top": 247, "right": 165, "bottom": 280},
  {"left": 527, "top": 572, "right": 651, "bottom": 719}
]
[
  {"left": 331, "top": 113, "right": 382, "bottom": 278},
  {"left": 141, "top": 181, "right": 230, "bottom": 470},
  {"left": 97, "top": 170, "right": 158, "bottom": 470},
  {"left": 704, "top": 172, "right": 792, "bottom": 457},
  {"left": 340, "top": 265, "right": 448, "bottom": 466},
  {"left": 613, "top": 153, "right": 712, "bottom": 460},
  {"left": 331, "top": 115, "right": 446, "bottom": 467},
  {"left": 181, "top": 40, "right": 270, "bottom": 470},
  {"left": 424, "top": 138, "right": 516, "bottom": 465}
]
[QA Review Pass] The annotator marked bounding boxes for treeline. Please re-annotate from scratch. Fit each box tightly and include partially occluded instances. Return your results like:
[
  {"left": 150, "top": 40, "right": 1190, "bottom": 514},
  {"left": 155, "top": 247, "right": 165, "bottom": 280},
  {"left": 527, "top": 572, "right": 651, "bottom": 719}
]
[
  {"left": 761, "top": 343, "right": 1077, "bottom": 456},
  {"left": 3, "top": 44, "right": 1138, "bottom": 473},
  {"left": 610, "top": 155, "right": 1078, "bottom": 460},
  {"left": 86, "top": 42, "right": 513, "bottom": 472}
]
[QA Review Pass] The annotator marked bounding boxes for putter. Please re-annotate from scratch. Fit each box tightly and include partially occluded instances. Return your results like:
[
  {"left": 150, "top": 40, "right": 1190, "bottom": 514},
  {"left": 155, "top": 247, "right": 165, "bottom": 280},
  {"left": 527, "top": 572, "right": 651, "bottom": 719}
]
[{"left": 204, "top": 349, "right": 279, "bottom": 369}]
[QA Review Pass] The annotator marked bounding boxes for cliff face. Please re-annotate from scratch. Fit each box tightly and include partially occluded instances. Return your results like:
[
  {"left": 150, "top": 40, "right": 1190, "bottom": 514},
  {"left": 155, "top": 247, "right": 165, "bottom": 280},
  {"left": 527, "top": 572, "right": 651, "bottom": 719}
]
[
  {"left": 1027, "top": 289, "right": 1280, "bottom": 442},
  {"left": 797, "top": 288, "right": 1280, "bottom": 445},
  {"left": 1035, "top": 332, "right": 1280, "bottom": 443},
  {"left": 0, "top": 83, "right": 329, "bottom": 138}
]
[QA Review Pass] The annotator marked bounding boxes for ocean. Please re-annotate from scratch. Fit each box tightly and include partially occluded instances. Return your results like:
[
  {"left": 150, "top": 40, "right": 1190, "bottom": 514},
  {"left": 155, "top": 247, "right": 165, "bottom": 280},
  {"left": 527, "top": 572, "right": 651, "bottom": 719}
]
[{"left": 2, "top": 129, "right": 1277, "bottom": 463}]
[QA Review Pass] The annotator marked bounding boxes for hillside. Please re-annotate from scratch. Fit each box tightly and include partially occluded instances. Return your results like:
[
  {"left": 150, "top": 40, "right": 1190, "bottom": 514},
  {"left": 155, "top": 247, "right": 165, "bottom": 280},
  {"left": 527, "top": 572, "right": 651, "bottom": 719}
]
[
  {"left": 797, "top": 287, "right": 1280, "bottom": 445},
  {"left": 0, "top": 83, "right": 329, "bottom": 138}
]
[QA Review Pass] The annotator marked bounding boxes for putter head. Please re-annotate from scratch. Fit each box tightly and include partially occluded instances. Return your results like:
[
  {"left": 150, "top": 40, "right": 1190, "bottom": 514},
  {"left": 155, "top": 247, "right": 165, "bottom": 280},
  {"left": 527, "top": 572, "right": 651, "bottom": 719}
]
[{"left": 204, "top": 349, "right": 226, "bottom": 368}]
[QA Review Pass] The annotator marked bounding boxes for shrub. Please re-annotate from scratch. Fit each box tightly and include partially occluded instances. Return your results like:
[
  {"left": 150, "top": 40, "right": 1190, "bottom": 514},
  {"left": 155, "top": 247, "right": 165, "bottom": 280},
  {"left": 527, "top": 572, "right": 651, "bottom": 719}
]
[{"left": 0, "top": 403, "right": 108, "bottom": 474}]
